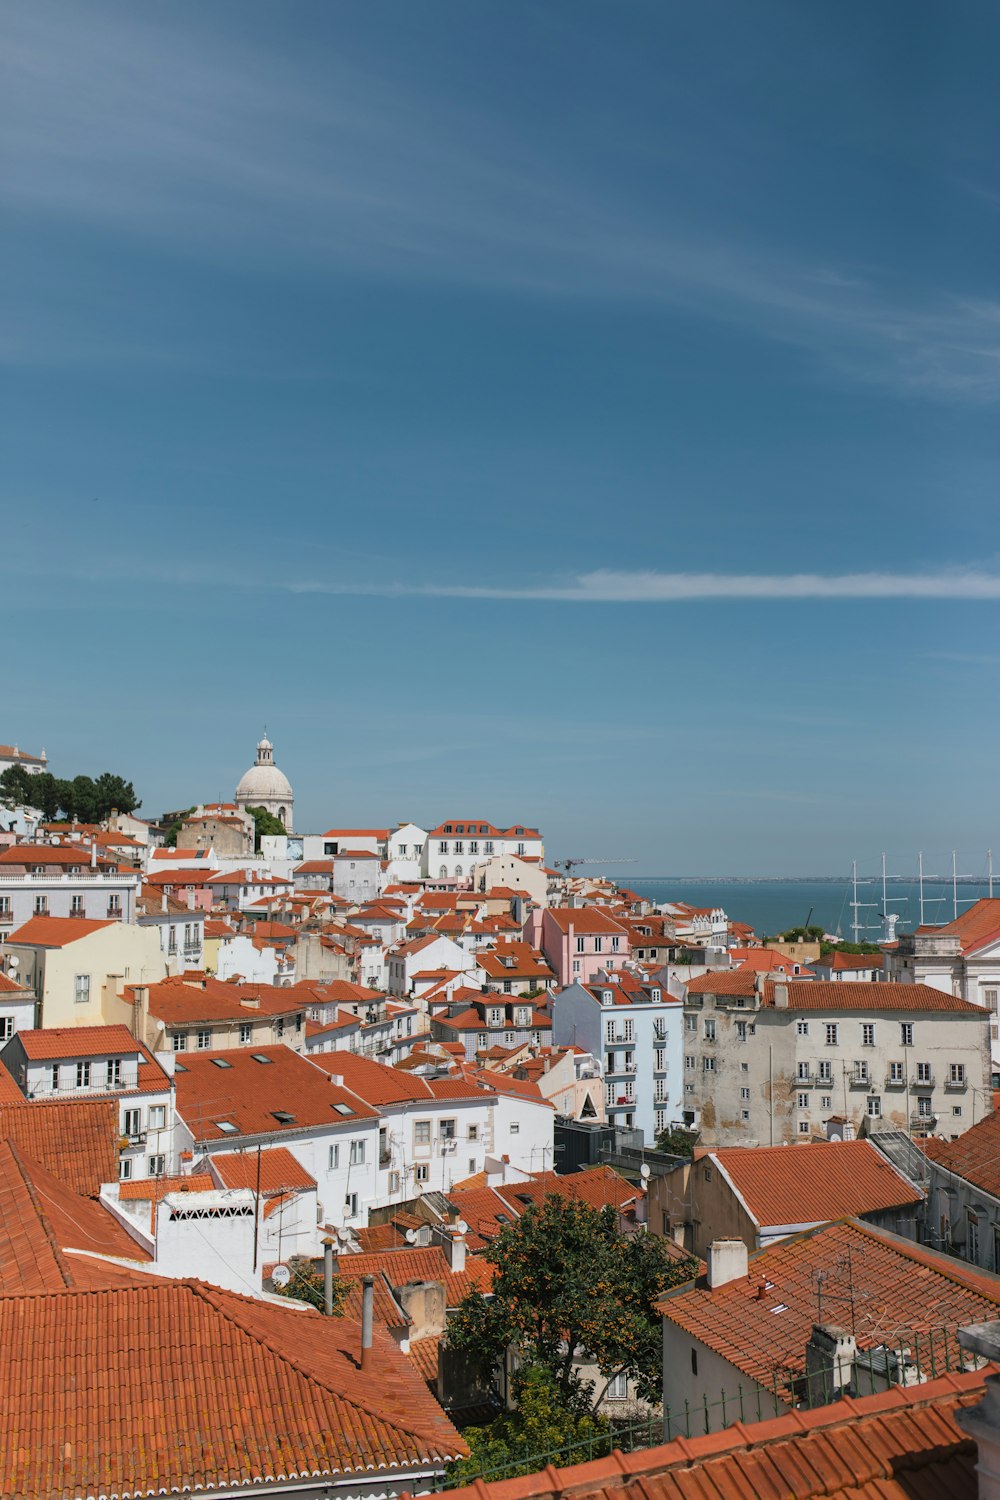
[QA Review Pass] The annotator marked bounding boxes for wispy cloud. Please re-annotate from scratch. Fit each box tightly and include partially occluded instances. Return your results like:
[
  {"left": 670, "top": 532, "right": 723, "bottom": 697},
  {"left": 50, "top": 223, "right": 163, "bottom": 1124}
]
[
  {"left": 290, "top": 568, "right": 1000, "bottom": 603},
  {"left": 5, "top": 3, "right": 1000, "bottom": 400}
]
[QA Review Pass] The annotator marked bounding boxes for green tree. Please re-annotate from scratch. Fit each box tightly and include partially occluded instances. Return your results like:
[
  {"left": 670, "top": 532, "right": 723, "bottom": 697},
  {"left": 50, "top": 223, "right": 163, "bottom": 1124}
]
[
  {"left": 163, "top": 808, "right": 196, "bottom": 849},
  {"left": 246, "top": 804, "right": 287, "bottom": 850},
  {"left": 655, "top": 1125, "right": 699, "bottom": 1158},
  {"left": 447, "top": 1364, "right": 611, "bottom": 1485},
  {"left": 92, "top": 772, "right": 140, "bottom": 819},
  {"left": 0, "top": 765, "right": 38, "bottom": 811},
  {"left": 272, "top": 1255, "right": 349, "bottom": 1313},
  {"left": 447, "top": 1196, "right": 697, "bottom": 1412},
  {"left": 0, "top": 765, "right": 140, "bottom": 823}
]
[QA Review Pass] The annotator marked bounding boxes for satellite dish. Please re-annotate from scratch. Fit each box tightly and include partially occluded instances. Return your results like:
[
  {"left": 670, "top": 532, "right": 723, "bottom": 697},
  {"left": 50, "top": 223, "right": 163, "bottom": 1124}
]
[
  {"left": 50, "top": 835, "right": 61, "bottom": 845},
  {"left": 405, "top": 1227, "right": 417, "bottom": 1243},
  {"left": 6, "top": 956, "right": 18, "bottom": 971},
  {"left": 455, "top": 1218, "right": 469, "bottom": 1235},
  {"left": 640, "top": 1163, "right": 651, "bottom": 1180},
  {"left": 272, "top": 1264, "right": 290, "bottom": 1288}
]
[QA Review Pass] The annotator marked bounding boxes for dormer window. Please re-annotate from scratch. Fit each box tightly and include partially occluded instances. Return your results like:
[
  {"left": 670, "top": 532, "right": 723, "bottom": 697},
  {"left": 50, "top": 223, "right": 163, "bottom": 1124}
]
[
  {"left": 603, "top": 989, "right": 613, "bottom": 1004},
  {"left": 488, "top": 1007, "right": 504, "bottom": 1027}
]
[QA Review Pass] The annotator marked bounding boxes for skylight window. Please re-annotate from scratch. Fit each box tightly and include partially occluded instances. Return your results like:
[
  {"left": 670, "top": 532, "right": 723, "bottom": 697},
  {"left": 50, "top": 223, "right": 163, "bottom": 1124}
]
[
  {"left": 333, "top": 1102, "right": 355, "bottom": 1116},
  {"left": 272, "top": 1111, "right": 295, "bottom": 1124},
  {"left": 251, "top": 1054, "right": 273, "bottom": 1064},
  {"left": 215, "top": 1121, "right": 239, "bottom": 1135},
  {"left": 211, "top": 1058, "right": 233, "bottom": 1069}
]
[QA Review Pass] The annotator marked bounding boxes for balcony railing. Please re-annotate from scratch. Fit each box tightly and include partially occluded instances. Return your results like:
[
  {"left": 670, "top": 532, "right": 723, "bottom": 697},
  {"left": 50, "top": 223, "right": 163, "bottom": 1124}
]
[
  {"left": 849, "top": 1073, "right": 872, "bottom": 1089},
  {"left": 911, "top": 1075, "right": 935, "bottom": 1091},
  {"left": 885, "top": 1074, "right": 907, "bottom": 1089},
  {"left": 944, "top": 1076, "right": 968, "bottom": 1091},
  {"left": 911, "top": 1112, "right": 936, "bottom": 1128}
]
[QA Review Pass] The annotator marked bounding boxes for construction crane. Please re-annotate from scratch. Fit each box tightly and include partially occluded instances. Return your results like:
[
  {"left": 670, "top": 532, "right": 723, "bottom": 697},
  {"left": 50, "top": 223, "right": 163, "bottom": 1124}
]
[{"left": 553, "top": 857, "right": 638, "bottom": 874}]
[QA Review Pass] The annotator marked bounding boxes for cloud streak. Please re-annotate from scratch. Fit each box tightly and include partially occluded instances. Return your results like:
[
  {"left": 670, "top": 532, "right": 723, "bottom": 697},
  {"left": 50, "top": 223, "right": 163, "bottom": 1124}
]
[
  {"left": 5, "top": 3, "right": 1000, "bottom": 400},
  {"left": 290, "top": 568, "right": 1000, "bottom": 603}
]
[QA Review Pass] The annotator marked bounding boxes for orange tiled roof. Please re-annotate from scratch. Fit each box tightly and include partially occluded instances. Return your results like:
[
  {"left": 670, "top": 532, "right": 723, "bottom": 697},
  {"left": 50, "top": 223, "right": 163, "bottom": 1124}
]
[
  {"left": 211, "top": 1147, "right": 316, "bottom": 1194},
  {"left": 0, "top": 1139, "right": 151, "bottom": 1291},
  {"left": 0, "top": 1280, "right": 466, "bottom": 1497},
  {"left": 407, "top": 1333, "right": 441, "bottom": 1390},
  {"left": 307, "top": 1051, "right": 484, "bottom": 1107},
  {"left": 546, "top": 907, "right": 628, "bottom": 936},
  {"left": 504, "top": 1165, "right": 640, "bottom": 1216},
  {"left": 5, "top": 916, "right": 115, "bottom": 947},
  {"left": 824, "top": 949, "right": 887, "bottom": 970},
  {"left": 763, "top": 979, "right": 984, "bottom": 1012},
  {"left": 707, "top": 1139, "right": 922, "bottom": 1228},
  {"left": 172, "top": 1045, "right": 378, "bottom": 1141},
  {"left": 0, "top": 1098, "right": 119, "bottom": 1197},
  {"left": 134, "top": 975, "right": 306, "bottom": 1025},
  {"left": 921, "top": 1108, "right": 1000, "bottom": 1199},
  {"left": 339, "top": 1246, "right": 494, "bottom": 1307},
  {"left": 685, "top": 972, "right": 985, "bottom": 1012},
  {"left": 440, "top": 1368, "right": 988, "bottom": 1500},
  {"left": 658, "top": 1219, "right": 1000, "bottom": 1402},
  {"left": 929, "top": 897, "right": 1000, "bottom": 955},
  {"left": 0, "top": 1061, "right": 25, "bottom": 1104},
  {"left": 16, "top": 1024, "right": 143, "bottom": 1060}
]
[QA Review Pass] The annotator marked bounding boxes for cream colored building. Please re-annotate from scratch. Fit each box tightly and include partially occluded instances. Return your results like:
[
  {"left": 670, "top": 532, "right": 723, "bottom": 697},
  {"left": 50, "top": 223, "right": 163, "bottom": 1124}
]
[
  {"left": 472, "top": 853, "right": 548, "bottom": 907},
  {"left": 680, "top": 971, "right": 991, "bottom": 1148},
  {"left": 3, "top": 915, "right": 166, "bottom": 1029}
]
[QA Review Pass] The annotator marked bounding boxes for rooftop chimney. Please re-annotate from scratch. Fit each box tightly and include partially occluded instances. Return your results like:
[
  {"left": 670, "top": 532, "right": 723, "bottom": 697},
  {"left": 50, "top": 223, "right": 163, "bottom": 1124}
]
[
  {"left": 805, "top": 1324, "right": 856, "bottom": 1407},
  {"left": 360, "top": 1274, "right": 375, "bottom": 1370},
  {"left": 706, "top": 1238, "right": 749, "bottom": 1289},
  {"left": 773, "top": 982, "right": 789, "bottom": 1009}
]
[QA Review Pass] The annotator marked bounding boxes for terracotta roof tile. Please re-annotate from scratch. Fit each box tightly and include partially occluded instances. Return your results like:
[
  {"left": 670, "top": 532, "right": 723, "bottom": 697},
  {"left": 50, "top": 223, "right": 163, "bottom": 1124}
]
[
  {"left": 658, "top": 1219, "right": 1000, "bottom": 1402},
  {"left": 546, "top": 908, "right": 629, "bottom": 936},
  {"left": 0, "top": 1098, "right": 119, "bottom": 1197},
  {"left": 5, "top": 915, "right": 116, "bottom": 947},
  {"left": 922, "top": 1108, "right": 1000, "bottom": 1199},
  {"left": 707, "top": 1139, "right": 922, "bottom": 1228},
  {"left": 172, "top": 1045, "right": 378, "bottom": 1141},
  {"left": 340, "top": 1246, "right": 494, "bottom": 1307},
  {"left": 440, "top": 1368, "right": 988, "bottom": 1500},
  {"left": 930, "top": 897, "right": 1000, "bottom": 955},
  {"left": 16, "top": 1024, "right": 143, "bottom": 1060},
  {"left": 0, "top": 1280, "right": 465, "bottom": 1496},
  {"left": 211, "top": 1146, "right": 316, "bottom": 1194}
]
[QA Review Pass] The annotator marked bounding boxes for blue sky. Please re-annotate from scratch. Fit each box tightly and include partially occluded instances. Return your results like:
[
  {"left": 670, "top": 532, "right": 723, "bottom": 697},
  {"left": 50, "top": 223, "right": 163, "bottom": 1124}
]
[{"left": 4, "top": 0, "right": 1000, "bottom": 874}]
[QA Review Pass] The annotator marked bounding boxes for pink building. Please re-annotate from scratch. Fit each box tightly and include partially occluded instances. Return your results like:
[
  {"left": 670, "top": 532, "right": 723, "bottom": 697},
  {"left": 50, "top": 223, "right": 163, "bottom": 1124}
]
[
  {"left": 540, "top": 907, "right": 631, "bottom": 987},
  {"left": 144, "top": 870, "right": 216, "bottom": 913}
]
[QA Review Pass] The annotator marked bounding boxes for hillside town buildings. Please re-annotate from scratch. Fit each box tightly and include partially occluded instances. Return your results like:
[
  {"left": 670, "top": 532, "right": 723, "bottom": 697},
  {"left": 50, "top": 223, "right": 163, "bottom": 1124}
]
[{"left": 4, "top": 733, "right": 1000, "bottom": 1497}]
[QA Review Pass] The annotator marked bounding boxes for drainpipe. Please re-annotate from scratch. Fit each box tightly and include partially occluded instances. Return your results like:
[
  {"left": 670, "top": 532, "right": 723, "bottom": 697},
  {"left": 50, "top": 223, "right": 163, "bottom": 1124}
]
[
  {"left": 361, "top": 1274, "right": 375, "bottom": 1367},
  {"left": 323, "top": 1236, "right": 335, "bottom": 1315}
]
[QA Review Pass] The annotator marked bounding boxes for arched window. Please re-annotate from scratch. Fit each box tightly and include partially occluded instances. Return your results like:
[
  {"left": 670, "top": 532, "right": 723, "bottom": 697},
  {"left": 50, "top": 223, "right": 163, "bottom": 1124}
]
[{"left": 439, "top": 865, "right": 448, "bottom": 878}]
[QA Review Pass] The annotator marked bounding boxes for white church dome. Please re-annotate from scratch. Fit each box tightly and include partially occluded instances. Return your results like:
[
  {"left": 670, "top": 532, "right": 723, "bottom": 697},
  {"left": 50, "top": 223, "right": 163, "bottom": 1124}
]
[{"left": 234, "top": 734, "right": 294, "bottom": 830}]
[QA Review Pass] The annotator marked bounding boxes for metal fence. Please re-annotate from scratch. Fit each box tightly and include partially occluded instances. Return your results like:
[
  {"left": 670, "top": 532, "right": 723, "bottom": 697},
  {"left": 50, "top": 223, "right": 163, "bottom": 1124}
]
[{"left": 426, "top": 1325, "right": 982, "bottom": 1490}]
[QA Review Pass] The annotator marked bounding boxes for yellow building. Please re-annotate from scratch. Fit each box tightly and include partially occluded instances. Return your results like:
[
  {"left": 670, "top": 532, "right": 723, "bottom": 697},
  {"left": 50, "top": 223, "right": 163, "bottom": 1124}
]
[{"left": 4, "top": 916, "right": 166, "bottom": 1029}]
